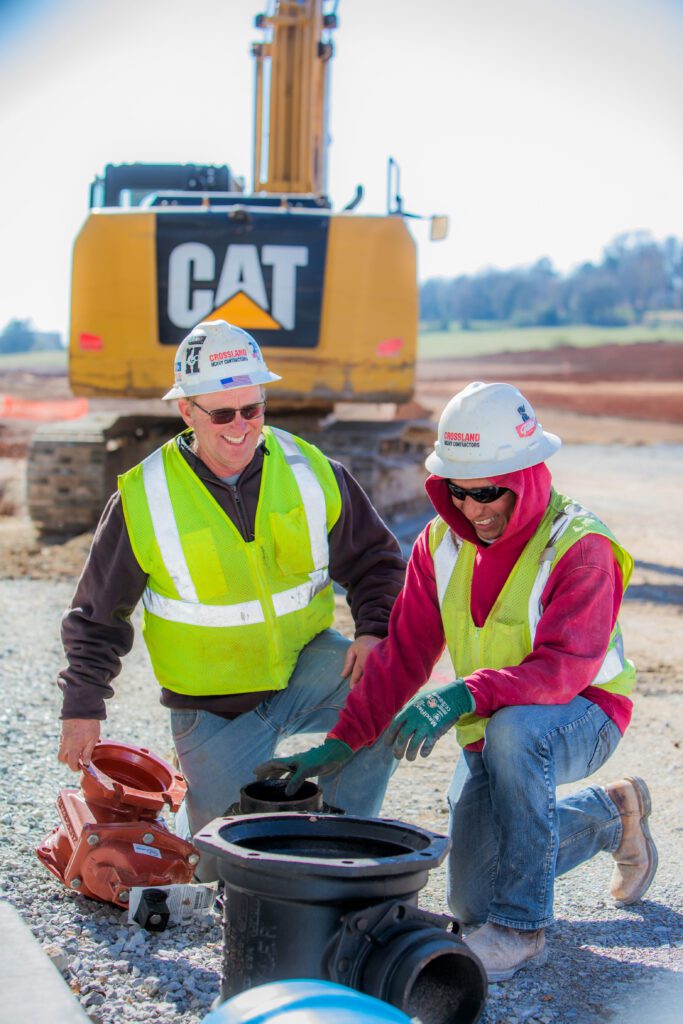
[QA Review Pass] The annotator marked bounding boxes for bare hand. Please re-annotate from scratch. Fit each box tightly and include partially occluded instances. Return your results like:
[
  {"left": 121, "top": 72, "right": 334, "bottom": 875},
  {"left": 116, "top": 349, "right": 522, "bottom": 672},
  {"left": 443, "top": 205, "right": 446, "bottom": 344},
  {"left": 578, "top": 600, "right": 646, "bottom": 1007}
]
[
  {"left": 58, "top": 719, "right": 100, "bottom": 772},
  {"left": 341, "top": 635, "right": 383, "bottom": 688}
]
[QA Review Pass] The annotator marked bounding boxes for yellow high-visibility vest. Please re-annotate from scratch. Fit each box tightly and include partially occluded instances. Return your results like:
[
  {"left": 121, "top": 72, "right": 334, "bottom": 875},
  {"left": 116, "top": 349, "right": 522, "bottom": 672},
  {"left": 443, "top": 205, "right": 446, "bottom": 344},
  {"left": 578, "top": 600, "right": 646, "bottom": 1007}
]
[
  {"left": 428, "top": 489, "right": 636, "bottom": 747},
  {"left": 119, "top": 426, "right": 342, "bottom": 696}
]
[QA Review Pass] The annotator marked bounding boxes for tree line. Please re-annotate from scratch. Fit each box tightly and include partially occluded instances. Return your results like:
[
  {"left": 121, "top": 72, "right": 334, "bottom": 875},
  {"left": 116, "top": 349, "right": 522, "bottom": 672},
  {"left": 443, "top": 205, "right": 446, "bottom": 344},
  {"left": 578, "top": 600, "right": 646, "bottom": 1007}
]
[
  {"left": 420, "top": 232, "right": 683, "bottom": 330},
  {"left": 0, "top": 319, "right": 63, "bottom": 355}
]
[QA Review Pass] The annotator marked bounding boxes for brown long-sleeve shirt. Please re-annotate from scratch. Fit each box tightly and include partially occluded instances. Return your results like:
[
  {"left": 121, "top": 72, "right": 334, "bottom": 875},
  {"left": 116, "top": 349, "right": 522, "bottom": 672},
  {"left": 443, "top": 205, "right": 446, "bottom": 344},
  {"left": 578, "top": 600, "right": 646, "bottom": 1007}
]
[{"left": 59, "top": 434, "right": 407, "bottom": 720}]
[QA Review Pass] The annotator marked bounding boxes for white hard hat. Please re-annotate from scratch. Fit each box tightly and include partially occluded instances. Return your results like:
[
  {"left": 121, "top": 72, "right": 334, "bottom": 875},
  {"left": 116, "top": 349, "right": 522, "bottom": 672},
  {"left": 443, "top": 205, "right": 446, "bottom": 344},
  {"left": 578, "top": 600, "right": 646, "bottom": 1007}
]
[
  {"left": 425, "top": 381, "right": 561, "bottom": 479},
  {"left": 162, "top": 320, "right": 281, "bottom": 400}
]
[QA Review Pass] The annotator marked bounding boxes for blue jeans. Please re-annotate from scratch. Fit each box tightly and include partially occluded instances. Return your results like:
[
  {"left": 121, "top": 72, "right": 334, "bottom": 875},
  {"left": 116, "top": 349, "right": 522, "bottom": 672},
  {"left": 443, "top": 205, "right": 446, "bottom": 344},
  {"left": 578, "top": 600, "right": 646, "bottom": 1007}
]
[
  {"left": 446, "top": 696, "right": 623, "bottom": 931},
  {"left": 171, "top": 628, "right": 396, "bottom": 881}
]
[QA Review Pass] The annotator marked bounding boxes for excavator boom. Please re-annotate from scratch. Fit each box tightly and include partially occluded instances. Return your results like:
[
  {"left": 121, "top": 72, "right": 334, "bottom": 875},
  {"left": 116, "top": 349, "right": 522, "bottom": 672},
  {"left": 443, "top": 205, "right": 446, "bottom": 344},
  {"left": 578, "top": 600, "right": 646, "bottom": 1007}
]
[{"left": 253, "top": 0, "right": 334, "bottom": 196}]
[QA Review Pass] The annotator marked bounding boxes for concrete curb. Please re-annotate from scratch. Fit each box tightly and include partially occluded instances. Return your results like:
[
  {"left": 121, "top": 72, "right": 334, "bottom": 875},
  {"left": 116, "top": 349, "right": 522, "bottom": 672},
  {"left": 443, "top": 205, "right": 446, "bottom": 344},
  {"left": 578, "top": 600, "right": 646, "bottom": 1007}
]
[{"left": 0, "top": 900, "right": 89, "bottom": 1023}]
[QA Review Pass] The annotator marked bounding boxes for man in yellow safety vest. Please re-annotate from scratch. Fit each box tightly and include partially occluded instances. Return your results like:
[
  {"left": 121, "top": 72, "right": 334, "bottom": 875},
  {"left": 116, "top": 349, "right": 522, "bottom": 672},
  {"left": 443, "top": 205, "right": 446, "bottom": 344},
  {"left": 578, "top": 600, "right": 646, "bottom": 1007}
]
[
  {"left": 57, "top": 320, "right": 405, "bottom": 880},
  {"left": 256, "top": 381, "right": 657, "bottom": 981}
]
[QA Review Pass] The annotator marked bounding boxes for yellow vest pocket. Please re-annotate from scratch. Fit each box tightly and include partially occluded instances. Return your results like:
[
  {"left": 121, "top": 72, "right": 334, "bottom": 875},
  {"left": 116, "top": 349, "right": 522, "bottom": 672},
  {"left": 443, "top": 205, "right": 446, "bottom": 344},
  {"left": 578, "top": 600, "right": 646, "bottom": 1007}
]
[{"left": 182, "top": 528, "right": 228, "bottom": 600}]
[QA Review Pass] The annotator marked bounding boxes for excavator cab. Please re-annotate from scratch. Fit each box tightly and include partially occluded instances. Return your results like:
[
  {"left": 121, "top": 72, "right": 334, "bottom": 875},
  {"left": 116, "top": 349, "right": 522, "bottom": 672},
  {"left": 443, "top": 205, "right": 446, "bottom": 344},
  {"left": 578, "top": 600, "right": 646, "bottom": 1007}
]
[{"left": 88, "top": 163, "right": 241, "bottom": 209}]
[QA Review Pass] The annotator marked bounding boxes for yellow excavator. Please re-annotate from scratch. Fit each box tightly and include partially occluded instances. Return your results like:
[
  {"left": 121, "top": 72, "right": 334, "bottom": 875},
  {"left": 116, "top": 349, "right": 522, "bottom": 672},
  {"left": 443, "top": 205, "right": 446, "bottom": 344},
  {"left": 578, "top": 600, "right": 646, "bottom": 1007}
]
[{"left": 27, "top": 0, "right": 446, "bottom": 534}]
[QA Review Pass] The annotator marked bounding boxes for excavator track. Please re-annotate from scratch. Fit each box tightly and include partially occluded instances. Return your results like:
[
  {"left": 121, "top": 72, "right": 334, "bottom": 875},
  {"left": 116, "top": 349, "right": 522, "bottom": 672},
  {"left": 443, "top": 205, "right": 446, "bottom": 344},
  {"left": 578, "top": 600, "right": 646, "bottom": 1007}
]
[
  {"left": 310, "top": 418, "right": 436, "bottom": 519},
  {"left": 27, "top": 413, "right": 182, "bottom": 536}
]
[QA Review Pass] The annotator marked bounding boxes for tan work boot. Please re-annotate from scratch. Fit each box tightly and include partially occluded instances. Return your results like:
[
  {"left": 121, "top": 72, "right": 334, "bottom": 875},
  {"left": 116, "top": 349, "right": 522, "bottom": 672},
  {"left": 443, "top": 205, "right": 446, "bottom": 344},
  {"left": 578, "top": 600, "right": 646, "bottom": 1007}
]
[
  {"left": 463, "top": 922, "right": 546, "bottom": 982},
  {"left": 605, "top": 776, "right": 658, "bottom": 904}
]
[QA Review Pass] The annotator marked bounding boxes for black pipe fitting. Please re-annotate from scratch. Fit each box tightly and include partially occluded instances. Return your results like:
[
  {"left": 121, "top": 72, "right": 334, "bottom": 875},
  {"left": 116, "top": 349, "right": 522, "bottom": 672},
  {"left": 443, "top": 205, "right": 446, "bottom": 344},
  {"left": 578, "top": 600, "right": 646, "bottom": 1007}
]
[
  {"left": 195, "top": 813, "right": 487, "bottom": 1023},
  {"left": 327, "top": 900, "right": 486, "bottom": 1024},
  {"left": 224, "top": 779, "right": 342, "bottom": 816}
]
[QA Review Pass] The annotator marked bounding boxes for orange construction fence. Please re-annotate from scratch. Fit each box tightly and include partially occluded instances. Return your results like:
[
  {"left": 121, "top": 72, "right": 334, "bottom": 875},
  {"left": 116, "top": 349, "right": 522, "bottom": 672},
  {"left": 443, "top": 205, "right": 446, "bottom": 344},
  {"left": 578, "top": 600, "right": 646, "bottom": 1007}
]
[{"left": 0, "top": 395, "right": 90, "bottom": 420}]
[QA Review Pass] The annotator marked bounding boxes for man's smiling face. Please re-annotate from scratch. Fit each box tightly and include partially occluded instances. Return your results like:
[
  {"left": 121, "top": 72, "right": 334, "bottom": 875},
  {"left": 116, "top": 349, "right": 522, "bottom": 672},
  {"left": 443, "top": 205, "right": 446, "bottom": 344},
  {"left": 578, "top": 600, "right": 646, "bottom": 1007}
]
[{"left": 178, "top": 385, "right": 266, "bottom": 476}]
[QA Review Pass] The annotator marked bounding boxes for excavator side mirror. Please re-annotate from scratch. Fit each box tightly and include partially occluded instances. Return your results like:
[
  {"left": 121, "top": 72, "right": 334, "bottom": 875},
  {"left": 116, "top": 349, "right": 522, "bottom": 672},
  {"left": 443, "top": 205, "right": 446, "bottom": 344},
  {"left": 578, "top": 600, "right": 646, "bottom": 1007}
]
[{"left": 430, "top": 215, "right": 449, "bottom": 242}]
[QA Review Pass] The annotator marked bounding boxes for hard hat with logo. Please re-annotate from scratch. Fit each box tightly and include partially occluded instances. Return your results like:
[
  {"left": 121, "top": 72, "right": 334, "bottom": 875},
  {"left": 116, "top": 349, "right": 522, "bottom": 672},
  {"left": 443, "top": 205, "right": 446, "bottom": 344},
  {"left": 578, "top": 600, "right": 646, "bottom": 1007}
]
[
  {"left": 162, "top": 320, "right": 282, "bottom": 401},
  {"left": 425, "top": 381, "right": 561, "bottom": 479}
]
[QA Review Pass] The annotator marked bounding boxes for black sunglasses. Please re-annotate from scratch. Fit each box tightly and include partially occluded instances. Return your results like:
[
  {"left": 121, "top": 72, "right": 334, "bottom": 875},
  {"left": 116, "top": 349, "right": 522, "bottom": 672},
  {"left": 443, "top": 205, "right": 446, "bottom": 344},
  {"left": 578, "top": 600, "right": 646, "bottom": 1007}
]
[
  {"left": 446, "top": 481, "right": 510, "bottom": 504},
  {"left": 190, "top": 398, "right": 266, "bottom": 425}
]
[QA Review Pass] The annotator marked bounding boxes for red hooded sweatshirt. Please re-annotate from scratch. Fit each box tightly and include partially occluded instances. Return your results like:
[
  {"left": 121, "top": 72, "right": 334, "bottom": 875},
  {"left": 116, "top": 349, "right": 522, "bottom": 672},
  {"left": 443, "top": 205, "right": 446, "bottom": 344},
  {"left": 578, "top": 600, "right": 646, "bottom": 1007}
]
[{"left": 330, "top": 463, "right": 633, "bottom": 752}]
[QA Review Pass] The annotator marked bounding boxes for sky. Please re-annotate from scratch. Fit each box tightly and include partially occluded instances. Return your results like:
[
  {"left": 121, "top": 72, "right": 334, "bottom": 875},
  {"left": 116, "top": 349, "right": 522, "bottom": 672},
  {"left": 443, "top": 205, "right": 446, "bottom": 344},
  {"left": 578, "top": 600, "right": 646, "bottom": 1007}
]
[{"left": 0, "top": 0, "right": 682, "bottom": 336}]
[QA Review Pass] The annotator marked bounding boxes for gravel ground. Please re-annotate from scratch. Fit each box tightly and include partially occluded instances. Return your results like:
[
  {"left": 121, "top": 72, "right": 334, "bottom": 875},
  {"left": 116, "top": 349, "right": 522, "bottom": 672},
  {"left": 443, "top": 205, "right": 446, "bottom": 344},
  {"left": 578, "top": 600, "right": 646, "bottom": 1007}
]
[
  {"left": 1, "top": 444, "right": 682, "bottom": 1023},
  {"left": 1, "top": 581, "right": 681, "bottom": 1024}
]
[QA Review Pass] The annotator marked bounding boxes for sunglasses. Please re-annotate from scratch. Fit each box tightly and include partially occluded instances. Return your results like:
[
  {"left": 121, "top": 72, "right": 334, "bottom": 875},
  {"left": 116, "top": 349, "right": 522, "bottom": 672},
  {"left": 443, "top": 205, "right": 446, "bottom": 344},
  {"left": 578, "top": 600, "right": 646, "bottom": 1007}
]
[
  {"left": 190, "top": 398, "right": 266, "bottom": 425},
  {"left": 446, "top": 481, "right": 510, "bottom": 504}
]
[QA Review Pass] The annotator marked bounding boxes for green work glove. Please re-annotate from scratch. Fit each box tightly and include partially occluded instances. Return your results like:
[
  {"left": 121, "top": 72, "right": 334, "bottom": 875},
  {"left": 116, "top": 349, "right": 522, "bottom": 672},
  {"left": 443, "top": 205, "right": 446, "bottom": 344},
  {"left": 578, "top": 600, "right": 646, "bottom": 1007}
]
[
  {"left": 253, "top": 738, "right": 354, "bottom": 797},
  {"left": 385, "top": 681, "right": 476, "bottom": 761}
]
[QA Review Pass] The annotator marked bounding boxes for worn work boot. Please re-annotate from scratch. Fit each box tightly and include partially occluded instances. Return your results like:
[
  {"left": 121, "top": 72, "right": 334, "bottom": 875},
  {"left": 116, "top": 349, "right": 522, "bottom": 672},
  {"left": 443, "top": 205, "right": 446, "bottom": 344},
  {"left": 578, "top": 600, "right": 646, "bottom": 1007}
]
[
  {"left": 463, "top": 922, "right": 546, "bottom": 982},
  {"left": 605, "top": 776, "right": 658, "bottom": 904}
]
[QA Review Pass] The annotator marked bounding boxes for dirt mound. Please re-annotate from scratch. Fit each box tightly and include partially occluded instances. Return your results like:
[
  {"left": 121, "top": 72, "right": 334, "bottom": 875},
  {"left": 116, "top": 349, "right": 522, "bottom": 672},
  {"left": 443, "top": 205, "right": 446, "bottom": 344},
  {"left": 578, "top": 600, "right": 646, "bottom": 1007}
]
[
  {"left": 439, "top": 340, "right": 683, "bottom": 381},
  {"left": 417, "top": 341, "right": 683, "bottom": 427},
  {"left": 0, "top": 517, "right": 93, "bottom": 580}
]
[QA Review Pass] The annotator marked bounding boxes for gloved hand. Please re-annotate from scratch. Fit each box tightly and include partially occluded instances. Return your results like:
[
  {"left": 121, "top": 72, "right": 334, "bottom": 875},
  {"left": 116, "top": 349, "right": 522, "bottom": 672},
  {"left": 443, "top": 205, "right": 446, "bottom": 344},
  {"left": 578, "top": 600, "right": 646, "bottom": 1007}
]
[
  {"left": 253, "top": 738, "right": 354, "bottom": 797},
  {"left": 385, "top": 681, "right": 475, "bottom": 761}
]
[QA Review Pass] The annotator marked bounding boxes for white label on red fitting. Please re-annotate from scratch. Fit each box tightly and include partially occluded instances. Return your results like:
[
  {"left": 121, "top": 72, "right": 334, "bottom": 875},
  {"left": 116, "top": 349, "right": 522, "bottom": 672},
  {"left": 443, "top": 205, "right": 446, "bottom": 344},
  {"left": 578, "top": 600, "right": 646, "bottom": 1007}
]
[{"left": 133, "top": 843, "right": 162, "bottom": 859}]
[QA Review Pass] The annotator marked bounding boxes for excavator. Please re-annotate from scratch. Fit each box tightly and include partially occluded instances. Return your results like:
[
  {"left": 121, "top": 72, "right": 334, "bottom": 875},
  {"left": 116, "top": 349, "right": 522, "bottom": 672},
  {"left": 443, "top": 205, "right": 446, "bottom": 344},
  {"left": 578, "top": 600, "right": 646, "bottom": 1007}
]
[{"left": 27, "top": 0, "right": 447, "bottom": 535}]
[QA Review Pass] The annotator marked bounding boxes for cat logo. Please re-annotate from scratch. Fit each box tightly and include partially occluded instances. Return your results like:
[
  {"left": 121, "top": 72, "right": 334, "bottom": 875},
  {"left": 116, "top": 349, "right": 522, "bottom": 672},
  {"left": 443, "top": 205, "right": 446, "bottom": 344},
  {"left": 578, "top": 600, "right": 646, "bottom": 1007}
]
[
  {"left": 168, "top": 242, "right": 308, "bottom": 330},
  {"left": 156, "top": 211, "right": 329, "bottom": 350}
]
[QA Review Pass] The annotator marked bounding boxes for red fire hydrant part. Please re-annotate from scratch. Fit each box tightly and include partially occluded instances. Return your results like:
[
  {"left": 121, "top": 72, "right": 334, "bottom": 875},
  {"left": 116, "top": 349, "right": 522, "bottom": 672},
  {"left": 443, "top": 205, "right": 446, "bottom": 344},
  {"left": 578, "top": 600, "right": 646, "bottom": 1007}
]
[
  {"left": 79, "top": 741, "right": 188, "bottom": 815},
  {"left": 36, "top": 740, "right": 199, "bottom": 908}
]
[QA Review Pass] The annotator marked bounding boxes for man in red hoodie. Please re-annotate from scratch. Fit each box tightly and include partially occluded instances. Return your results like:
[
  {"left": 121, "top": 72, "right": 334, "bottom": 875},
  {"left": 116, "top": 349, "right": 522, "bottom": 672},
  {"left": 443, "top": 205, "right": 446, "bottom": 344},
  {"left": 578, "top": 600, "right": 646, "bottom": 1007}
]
[{"left": 255, "top": 381, "right": 657, "bottom": 982}]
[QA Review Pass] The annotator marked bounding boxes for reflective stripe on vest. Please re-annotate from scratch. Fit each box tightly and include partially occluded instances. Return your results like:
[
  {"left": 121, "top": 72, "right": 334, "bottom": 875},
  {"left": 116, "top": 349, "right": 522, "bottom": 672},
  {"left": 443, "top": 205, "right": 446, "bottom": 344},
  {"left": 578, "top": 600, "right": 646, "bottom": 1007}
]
[
  {"left": 527, "top": 501, "right": 623, "bottom": 686},
  {"left": 139, "top": 433, "right": 331, "bottom": 627},
  {"left": 270, "top": 428, "right": 328, "bottom": 572},
  {"left": 433, "top": 529, "right": 461, "bottom": 606},
  {"left": 142, "top": 446, "right": 199, "bottom": 602},
  {"left": 528, "top": 500, "right": 583, "bottom": 641},
  {"left": 142, "top": 570, "right": 331, "bottom": 626}
]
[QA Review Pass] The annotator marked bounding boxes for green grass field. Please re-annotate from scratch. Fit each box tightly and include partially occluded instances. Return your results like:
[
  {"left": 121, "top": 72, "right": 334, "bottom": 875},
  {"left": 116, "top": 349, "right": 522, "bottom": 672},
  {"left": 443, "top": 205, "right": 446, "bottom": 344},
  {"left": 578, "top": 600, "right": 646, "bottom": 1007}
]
[
  {"left": 418, "top": 323, "right": 683, "bottom": 360},
  {"left": 0, "top": 348, "right": 68, "bottom": 372}
]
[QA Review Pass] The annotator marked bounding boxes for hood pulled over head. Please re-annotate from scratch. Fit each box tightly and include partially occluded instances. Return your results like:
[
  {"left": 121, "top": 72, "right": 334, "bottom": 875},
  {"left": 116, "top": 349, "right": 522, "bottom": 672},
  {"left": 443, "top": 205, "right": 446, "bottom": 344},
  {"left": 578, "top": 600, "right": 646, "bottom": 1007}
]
[{"left": 426, "top": 462, "right": 553, "bottom": 551}]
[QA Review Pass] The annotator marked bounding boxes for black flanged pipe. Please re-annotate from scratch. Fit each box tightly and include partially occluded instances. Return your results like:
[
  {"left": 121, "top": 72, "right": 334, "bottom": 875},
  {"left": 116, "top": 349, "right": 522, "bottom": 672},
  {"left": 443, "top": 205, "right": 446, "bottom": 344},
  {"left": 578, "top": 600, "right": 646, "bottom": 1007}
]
[
  {"left": 195, "top": 813, "right": 487, "bottom": 1022},
  {"left": 328, "top": 901, "right": 487, "bottom": 1024}
]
